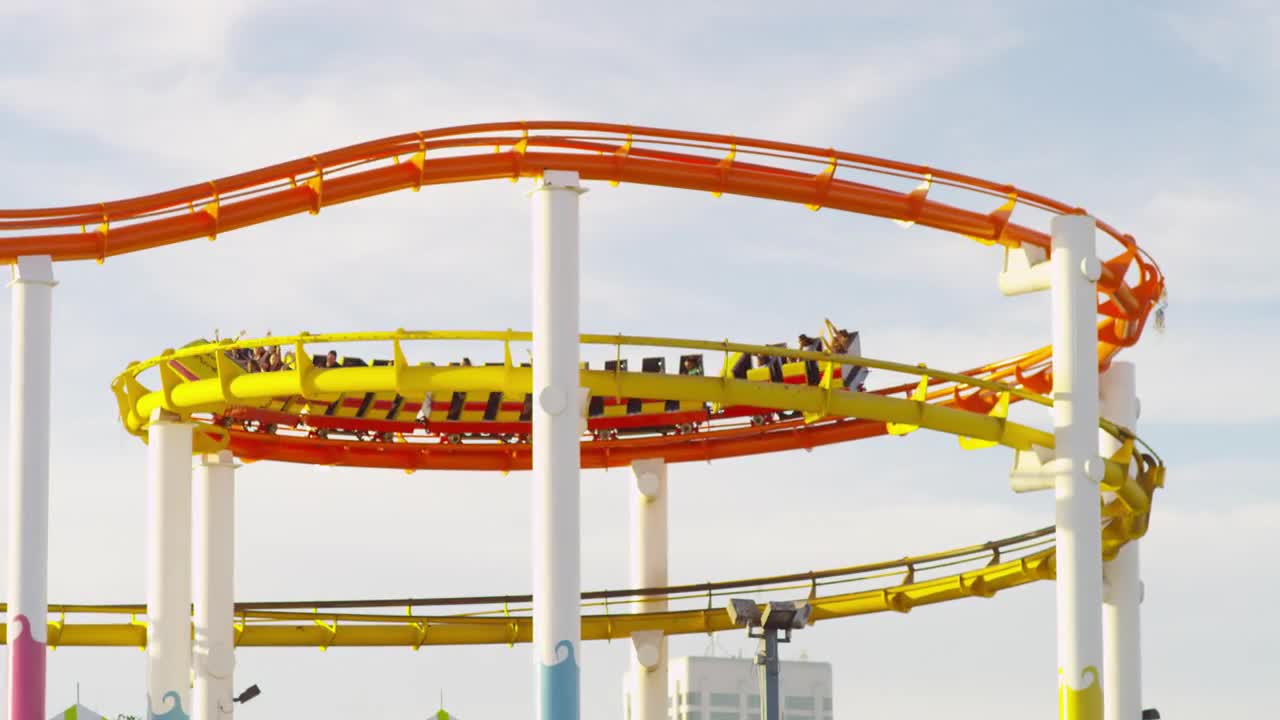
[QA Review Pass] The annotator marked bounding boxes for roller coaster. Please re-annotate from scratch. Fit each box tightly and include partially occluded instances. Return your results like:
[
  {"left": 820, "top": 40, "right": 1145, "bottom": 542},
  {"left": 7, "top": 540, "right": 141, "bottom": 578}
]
[
  {"left": 3, "top": 327, "right": 1162, "bottom": 645},
  {"left": 0, "top": 122, "right": 1166, "bottom": 720}
]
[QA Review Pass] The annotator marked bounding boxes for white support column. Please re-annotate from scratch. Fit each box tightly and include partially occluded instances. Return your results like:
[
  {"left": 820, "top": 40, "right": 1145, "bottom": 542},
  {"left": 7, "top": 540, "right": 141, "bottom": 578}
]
[
  {"left": 1101, "top": 363, "right": 1142, "bottom": 720},
  {"left": 1051, "top": 214, "right": 1106, "bottom": 719},
  {"left": 193, "top": 451, "right": 237, "bottom": 720},
  {"left": 531, "top": 169, "right": 586, "bottom": 720},
  {"left": 6, "top": 255, "right": 56, "bottom": 720},
  {"left": 628, "top": 459, "right": 668, "bottom": 720},
  {"left": 147, "top": 411, "right": 194, "bottom": 720}
]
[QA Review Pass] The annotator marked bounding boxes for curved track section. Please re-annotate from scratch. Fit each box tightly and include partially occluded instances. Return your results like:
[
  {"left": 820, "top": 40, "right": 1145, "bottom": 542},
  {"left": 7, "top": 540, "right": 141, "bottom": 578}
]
[
  {"left": 112, "top": 332, "right": 1162, "bottom": 516},
  {"left": 112, "top": 331, "right": 1163, "bottom": 553},
  {"left": 0, "top": 122, "right": 1164, "bottom": 372},
  {"left": 118, "top": 331, "right": 1065, "bottom": 471},
  {"left": 0, "top": 122, "right": 1168, "bottom": 651},
  {"left": 3, "top": 527, "right": 1060, "bottom": 648}
]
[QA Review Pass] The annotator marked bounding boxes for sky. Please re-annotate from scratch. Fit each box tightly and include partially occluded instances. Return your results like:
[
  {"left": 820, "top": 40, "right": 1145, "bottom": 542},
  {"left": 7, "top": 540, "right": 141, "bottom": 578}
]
[{"left": 0, "top": 0, "right": 1276, "bottom": 717}]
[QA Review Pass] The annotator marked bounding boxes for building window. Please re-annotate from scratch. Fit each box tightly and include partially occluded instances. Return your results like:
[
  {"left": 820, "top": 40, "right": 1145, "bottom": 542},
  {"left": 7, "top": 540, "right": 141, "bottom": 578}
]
[
  {"left": 748, "top": 694, "right": 760, "bottom": 708},
  {"left": 683, "top": 712, "right": 701, "bottom": 720},
  {"left": 823, "top": 697, "right": 833, "bottom": 711},
  {"left": 710, "top": 692, "right": 738, "bottom": 707},
  {"left": 784, "top": 696, "right": 816, "bottom": 711},
  {"left": 683, "top": 691, "right": 702, "bottom": 706},
  {"left": 709, "top": 713, "right": 739, "bottom": 720}
]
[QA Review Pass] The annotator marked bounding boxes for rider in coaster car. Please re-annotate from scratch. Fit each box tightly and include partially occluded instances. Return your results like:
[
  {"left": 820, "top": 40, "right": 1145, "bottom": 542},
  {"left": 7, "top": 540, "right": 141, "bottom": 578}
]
[
  {"left": 797, "top": 333, "right": 824, "bottom": 385},
  {"left": 828, "top": 325, "right": 868, "bottom": 391},
  {"left": 797, "top": 333, "right": 824, "bottom": 353},
  {"left": 755, "top": 351, "right": 782, "bottom": 381},
  {"left": 682, "top": 356, "right": 703, "bottom": 376}
]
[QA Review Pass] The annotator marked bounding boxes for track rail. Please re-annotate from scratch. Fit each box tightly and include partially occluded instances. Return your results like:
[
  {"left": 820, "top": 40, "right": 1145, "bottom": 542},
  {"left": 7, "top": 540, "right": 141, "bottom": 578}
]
[
  {"left": 0, "top": 122, "right": 1168, "bottom": 650},
  {"left": 0, "top": 122, "right": 1163, "bottom": 362},
  {"left": 2, "top": 527, "right": 1058, "bottom": 648},
  {"left": 111, "top": 331, "right": 1162, "bottom": 477}
]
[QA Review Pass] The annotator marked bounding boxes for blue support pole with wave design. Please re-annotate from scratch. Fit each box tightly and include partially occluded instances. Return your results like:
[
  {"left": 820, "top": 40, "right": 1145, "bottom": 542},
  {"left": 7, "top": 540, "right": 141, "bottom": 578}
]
[
  {"left": 530, "top": 170, "right": 586, "bottom": 720},
  {"left": 148, "top": 691, "right": 189, "bottom": 720},
  {"left": 145, "top": 414, "right": 194, "bottom": 720}
]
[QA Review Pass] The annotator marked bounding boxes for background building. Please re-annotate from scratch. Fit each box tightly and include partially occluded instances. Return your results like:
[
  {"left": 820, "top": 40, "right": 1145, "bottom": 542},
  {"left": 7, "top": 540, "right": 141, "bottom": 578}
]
[{"left": 626, "top": 655, "right": 834, "bottom": 720}]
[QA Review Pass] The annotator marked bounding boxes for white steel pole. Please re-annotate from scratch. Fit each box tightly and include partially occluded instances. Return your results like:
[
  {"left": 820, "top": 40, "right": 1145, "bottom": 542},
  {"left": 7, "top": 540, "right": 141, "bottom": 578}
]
[
  {"left": 5, "top": 255, "right": 56, "bottom": 720},
  {"left": 628, "top": 459, "right": 669, "bottom": 720},
  {"left": 531, "top": 169, "right": 586, "bottom": 720},
  {"left": 1101, "top": 363, "right": 1141, "bottom": 720},
  {"left": 193, "top": 451, "right": 237, "bottom": 720},
  {"left": 147, "top": 410, "right": 194, "bottom": 720},
  {"left": 1051, "top": 214, "right": 1106, "bottom": 719}
]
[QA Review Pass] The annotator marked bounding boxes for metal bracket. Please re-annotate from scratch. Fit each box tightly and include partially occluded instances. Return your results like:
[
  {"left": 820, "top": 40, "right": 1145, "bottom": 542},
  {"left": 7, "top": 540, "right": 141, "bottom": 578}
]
[
  {"left": 631, "top": 630, "right": 664, "bottom": 671},
  {"left": 997, "top": 244, "right": 1050, "bottom": 296},
  {"left": 1010, "top": 445, "right": 1057, "bottom": 493}
]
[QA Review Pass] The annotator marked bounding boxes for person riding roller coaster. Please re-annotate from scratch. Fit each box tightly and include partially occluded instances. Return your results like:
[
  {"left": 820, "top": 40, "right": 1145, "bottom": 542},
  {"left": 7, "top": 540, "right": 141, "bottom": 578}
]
[
  {"left": 823, "top": 318, "right": 868, "bottom": 391},
  {"left": 797, "top": 332, "right": 824, "bottom": 385},
  {"left": 681, "top": 355, "right": 703, "bottom": 376}
]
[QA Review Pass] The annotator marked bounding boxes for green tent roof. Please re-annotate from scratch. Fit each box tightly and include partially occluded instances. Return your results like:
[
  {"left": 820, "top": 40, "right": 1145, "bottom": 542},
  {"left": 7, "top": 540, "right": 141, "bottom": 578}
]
[{"left": 49, "top": 703, "right": 108, "bottom": 720}]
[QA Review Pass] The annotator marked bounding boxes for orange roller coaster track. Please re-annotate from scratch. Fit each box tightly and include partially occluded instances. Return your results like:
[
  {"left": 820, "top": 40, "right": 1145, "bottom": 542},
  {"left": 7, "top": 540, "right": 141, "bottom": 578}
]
[
  {"left": 0, "top": 122, "right": 1164, "bottom": 473},
  {"left": 0, "top": 121, "right": 1167, "bottom": 653},
  {"left": 0, "top": 122, "right": 1162, "bottom": 350}
]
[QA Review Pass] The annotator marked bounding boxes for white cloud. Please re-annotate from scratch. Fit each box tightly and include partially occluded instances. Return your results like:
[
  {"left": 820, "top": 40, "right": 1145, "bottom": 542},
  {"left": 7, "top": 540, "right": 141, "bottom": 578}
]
[
  {"left": 1165, "top": 1, "right": 1280, "bottom": 76},
  {"left": 1, "top": 1, "right": 251, "bottom": 64},
  {"left": 0, "top": 1, "right": 1023, "bottom": 178},
  {"left": 1125, "top": 322, "right": 1280, "bottom": 424},
  {"left": 0, "top": 3, "right": 1275, "bottom": 718},
  {"left": 1127, "top": 186, "right": 1278, "bottom": 304}
]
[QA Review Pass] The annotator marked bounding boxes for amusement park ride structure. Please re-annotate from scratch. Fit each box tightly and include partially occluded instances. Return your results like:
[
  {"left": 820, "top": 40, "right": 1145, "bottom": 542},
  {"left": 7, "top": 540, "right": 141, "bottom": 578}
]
[{"left": 0, "top": 122, "right": 1166, "bottom": 720}]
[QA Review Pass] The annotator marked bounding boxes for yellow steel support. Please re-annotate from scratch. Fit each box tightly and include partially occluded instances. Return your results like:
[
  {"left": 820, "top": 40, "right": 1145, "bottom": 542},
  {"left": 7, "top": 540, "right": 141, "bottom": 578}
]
[
  {"left": 1, "top": 549, "right": 1055, "bottom": 649},
  {"left": 85, "top": 330, "right": 1165, "bottom": 651}
]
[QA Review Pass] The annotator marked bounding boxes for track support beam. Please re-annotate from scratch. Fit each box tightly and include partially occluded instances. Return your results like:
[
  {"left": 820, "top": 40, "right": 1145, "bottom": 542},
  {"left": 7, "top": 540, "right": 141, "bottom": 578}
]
[
  {"left": 1051, "top": 214, "right": 1105, "bottom": 719},
  {"left": 1101, "top": 363, "right": 1142, "bottom": 720},
  {"left": 6, "top": 255, "right": 56, "bottom": 720},
  {"left": 998, "top": 243, "right": 1051, "bottom": 296},
  {"left": 193, "top": 451, "right": 238, "bottom": 720},
  {"left": 628, "top": 458, "right": 669, "bottom": 720},
  {"left": 531, "top": 169, "right": 586, "bottom": 720},
  {"left": 148, "top": 410, "right": 194, "bottom": 720}
]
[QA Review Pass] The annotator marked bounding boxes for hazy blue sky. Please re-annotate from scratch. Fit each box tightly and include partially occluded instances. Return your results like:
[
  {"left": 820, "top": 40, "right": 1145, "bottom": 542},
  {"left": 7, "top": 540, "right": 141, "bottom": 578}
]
[{"left": 0, "top": 1, "right": 1276, "bottom": 718}]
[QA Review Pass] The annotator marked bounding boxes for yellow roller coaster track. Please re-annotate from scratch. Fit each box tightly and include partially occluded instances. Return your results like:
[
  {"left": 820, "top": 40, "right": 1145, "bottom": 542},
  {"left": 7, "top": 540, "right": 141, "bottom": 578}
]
[
  {"left": 112, "top": 331, "right": 1162, "bottom": 471},
  {"left": 0, "top": 123, "right": 1167, "bottom": 652},
  {"left": 0, "top": 334, "right": 1163, "bottom": 648},
  {"left": 2, "top": 527, "right": 1060, "bottom": 649}
]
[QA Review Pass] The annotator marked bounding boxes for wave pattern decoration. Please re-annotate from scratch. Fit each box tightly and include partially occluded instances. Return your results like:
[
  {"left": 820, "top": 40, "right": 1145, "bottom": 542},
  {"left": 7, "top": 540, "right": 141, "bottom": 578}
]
[
  {"left": 147, "top": 691, "right": 189, "bottom": 720},
  {"left": 1058, "top": 666, "right": 1102, "bottom": 720},
  {"left": 540, "top": 640, "right": 580, "bottom": 720},
  {"left": 10, "top": 614, "right": 47, "bottom": 720}
]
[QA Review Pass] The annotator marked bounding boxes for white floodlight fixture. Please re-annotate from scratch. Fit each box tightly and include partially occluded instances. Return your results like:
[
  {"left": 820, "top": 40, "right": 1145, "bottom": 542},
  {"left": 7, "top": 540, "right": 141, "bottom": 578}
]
[
  {"left": 761, "top": 601, "right": 811, "bottom": 631},
  {"left": 726, "top": 599, "right": 812, "bottom": 720},
  {"left": 727, "top": 598, "right": 762, "bottom": 628}
]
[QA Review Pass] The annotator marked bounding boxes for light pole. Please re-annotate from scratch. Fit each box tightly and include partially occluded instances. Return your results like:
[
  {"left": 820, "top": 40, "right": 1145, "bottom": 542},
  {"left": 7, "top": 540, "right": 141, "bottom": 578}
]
[{"left": 727, "top": 600, "right": 812, "bottom": 720}]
